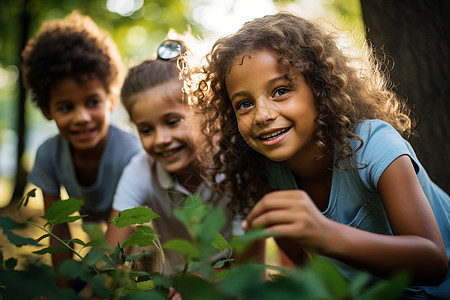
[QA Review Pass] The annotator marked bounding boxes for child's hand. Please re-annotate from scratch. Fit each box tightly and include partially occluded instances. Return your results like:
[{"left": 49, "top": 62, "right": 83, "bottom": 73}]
[{"left": 242, "top": 190, "right": 335, "bottom": 254}]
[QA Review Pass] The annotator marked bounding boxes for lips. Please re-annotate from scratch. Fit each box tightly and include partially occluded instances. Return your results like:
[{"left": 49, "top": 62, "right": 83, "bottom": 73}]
[
  {"left": 157, "top": 146, "right": 184, "bottom": 160},
  {"left": 71, "top": 128, "right": 96, "bottom": 140},
  {"left": 257, "top": 127, "right": 291, "bottom": 141}
]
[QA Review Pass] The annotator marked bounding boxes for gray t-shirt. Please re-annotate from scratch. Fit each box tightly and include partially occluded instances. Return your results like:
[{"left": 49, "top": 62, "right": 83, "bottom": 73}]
[
  {"left": 264, "top": 119, "right": 450, "bottom": 299},
  {"left": 28, "top": 125, "right": 142, "bottom": 222}
]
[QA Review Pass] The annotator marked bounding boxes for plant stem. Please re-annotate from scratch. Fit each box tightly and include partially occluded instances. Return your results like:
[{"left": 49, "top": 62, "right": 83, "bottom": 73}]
[{"left": 25, "top": 220, "right": 101, "bottom": 275}]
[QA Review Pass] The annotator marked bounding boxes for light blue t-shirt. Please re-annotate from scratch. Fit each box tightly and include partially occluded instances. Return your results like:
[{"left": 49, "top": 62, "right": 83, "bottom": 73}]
[
  {"left": 28, "top": 125, "right": 142, "bottom": 222},
  {"left": 264, "top": 119, "right": 450, "bottom": 299}
]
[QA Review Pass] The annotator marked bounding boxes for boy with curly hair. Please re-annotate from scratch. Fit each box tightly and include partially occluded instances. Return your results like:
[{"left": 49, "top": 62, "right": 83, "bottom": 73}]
[{"left": 21, "top": 11, "right": 141, "bottom": 282}]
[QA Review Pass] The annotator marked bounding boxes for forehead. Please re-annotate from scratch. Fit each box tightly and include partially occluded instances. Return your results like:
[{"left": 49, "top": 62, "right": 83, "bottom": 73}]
[
  {"left": 130, "top": 80, "right": 189, "bottom": 120},
  {"left": 225, "top": 49, "right": 285, "bottom": 92},
  {"left": 50, "top": 77, "right": 107, "bottom": 99}
]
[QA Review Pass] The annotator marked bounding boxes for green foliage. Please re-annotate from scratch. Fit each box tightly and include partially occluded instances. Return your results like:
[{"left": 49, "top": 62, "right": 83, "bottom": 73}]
[
  {"left": 0, "top": 190, "right": 410, "bottom": 299},
  {"left": 110, "top": 206, "right": 159, "bottom": 228},
  {"left": 42, "top": 197, "right": 86, "bottom": 226}
]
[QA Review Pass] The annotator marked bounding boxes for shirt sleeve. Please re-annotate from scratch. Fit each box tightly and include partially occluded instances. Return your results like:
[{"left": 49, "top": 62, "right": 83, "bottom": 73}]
[
  {"left": 28, "top": 139, "right": 61, "bottom": 196},
  {"left": 112, "top": 151, "right": 153, "bottom": 211},
  {"left": 354, "top": 120, "right": 418, "bottom": 191}
]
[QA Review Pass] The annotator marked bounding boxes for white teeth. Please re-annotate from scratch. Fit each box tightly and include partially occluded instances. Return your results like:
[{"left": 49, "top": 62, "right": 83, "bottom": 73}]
[
  {"left": 259, "top": 128, "right": 288, "bottom": 140},
  {"left": 161, "top": 149, "right": 178, "bottom": 157}
]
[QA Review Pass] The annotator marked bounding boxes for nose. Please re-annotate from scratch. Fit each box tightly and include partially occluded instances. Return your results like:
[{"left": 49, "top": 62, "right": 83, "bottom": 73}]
[
  {"left": 253, "top": 97, "right": 278, "bottom": 125},
  {"left": 154, "top": 127, "right": 172, "bottom": 146},
  {"left": 73, "top": 107, "right": 91, "bottom": 124}
]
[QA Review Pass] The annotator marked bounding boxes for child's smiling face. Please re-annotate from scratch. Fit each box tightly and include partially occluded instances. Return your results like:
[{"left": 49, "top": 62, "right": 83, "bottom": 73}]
[
  {"left": 225, "top": 48, "right": 318, "bottom": 165},
  {"left": 45, "top": 77, "right": 113, "bottom": 152},
  {"left": 131, "top": 79, "right": 199, "bottom": 175}
]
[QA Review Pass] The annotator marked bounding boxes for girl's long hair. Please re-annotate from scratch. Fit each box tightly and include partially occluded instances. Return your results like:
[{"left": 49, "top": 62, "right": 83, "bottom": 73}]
[{"left": 191, "top": 12, "right": 412, "bottom": 215}]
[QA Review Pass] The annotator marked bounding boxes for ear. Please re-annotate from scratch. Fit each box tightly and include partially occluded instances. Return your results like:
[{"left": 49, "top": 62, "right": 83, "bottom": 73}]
[
  {"left": 41, "top": 107, "right": 53, "bottom": 120},
  {"left": 108, "top": 94, "right": 117, "bottom": 111}
]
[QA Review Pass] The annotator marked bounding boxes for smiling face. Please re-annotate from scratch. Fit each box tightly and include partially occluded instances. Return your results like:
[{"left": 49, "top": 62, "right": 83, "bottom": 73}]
[
  {"left": 130, "top": 79, "right": 198, "bottom": 175},
  {"left": 225, "top": 49, "right": 318, "bottom": 165},
  {"left": 45, "top": 77, "right": 113, "bottom": 152}
]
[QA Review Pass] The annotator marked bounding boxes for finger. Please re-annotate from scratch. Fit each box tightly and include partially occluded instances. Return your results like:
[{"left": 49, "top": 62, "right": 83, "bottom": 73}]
[
  {"left": 246, "top": 194, "right": 305, "bottom": 222},
  {"left": 250, "top": 209, "right": 301, "bottom": 229}
]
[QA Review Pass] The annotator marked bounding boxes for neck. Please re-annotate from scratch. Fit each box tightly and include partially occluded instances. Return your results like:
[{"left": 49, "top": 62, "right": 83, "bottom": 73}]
[
  {"left": 173, "top": 163, "right": 203, "bottom": 194},
  {"left": 284, "top": 150, "right": 334, "bottom": 212},
  {"left": 283, "top": 145, "right": 333, "bottom": 180}
]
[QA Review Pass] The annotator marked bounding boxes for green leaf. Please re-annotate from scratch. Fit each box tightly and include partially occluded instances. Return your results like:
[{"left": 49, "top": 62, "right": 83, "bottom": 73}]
[
  {"left": 41, "top": 197, "right": 85, "bottom": 226},
  {"left": 4, "top": 230, "right": 40, "bottom": 247},
  {"left": 358, "top": 271, "right": 410, "bottom": 300},
  {"left": 36, "top": 233, "right": 50, "bottom": 243},
  {"left": 127, "top": 289, "right": 167, "bottom": 300},
  {"left": 197, "top": 208, "right": 225, "bottom": 243},
  {"left": 173, "top": 194, "right": 212, "bottom": 228},
  {"left": 5, "top": 257, "right": 17, "bottom": 271},
  {"left": 122, "top": 225, "right": 158, "bottom": 248},
  {"left": 110, "top": 207, "right": 159, "bottom": 228},
  {"left": 349, "top": 272, "right": 372, "bottom": 297},
  {"left": 218, "top": 263, "right": 266, "bottom": 296},
  {"left": 230, "top": 228, "right": 273, "bottom": 253},
  {"left": 0, "top": 215, "right": 23, "bottom": 230},
  {"left": 213, "top": 258, "right": 234, "bottom": 269},
  {"left": 32, "top": 245, "right": 68, "bottom": 255},
  {"left": 83, "top": 248, "right": 108, "bottom": 267},
  {"left": 211, "top": 232, "right": 232, "bottom": 252},
  {"left": 136, "top": 279, "right": 155, "bottom": 290},
  {"left": 173, "top": 274, "right": 225, "bottom": 300},
  {"left": 312, "top": 255, "right": 349, "bottom": 298},
  {"left": 16, "top": 188, "right": 36, "bottom": 211},
  {"left": 163, "top": 239, "right": 199, "bottom": 260},
  {"left": 68, "top": 238, "right": 87, "bottom": 247},
  {"left": 58, "top": 259, "right": 84, "bottom": 279},
  {"left": 82, "top": 222, "right": 107, "bottom": 248},
  {"left": 88, "top": 274, "right": 110, "bottom": 298}
]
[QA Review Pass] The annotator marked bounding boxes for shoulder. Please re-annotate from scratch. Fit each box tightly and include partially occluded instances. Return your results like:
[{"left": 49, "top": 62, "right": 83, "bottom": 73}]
[
  {"left": 115, "top": 152, "right": 154, "bottom": 194},
  {"left": 109, "top": 125, "right": 139, "bottom": 143},
  {"left": 35, "top": 134, "right": 66, "bottom": 158},
  {"left": 353, "top": 119, "right": 407, "bottom": 156},
  {"left": 351, "top": 119, "right": 417, "bottom": 189},
  {"left": 125, "top": 150, "right": 153, "bottom": 171},
  {"left": 106, "top": 125, "right": 142, "bottom": 157},
  {"left": 355, "top": 119, "right": 399, "bottom": 141}
]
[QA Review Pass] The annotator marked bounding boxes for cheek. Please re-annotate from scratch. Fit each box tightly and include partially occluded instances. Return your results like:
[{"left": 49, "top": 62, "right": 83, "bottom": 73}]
[
  {"left": 139, "top": 135, "right": 153, "bottom": 152},
  {"left": 183, "top": 131, "right": 198, "bottom": 153},
  {"left": 236, "top": 117, "right": 252, "bottom": 139}
]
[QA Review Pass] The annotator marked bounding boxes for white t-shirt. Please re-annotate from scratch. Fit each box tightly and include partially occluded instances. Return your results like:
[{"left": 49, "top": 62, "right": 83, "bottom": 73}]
[{"left": 112, "top": 151, "right": 233, "bottom": 274}]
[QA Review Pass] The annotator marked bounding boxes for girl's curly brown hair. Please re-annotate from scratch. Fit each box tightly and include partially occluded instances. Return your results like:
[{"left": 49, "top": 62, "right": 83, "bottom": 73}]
[
  {"left": 21, "top": 11, "right": 123, "bottom": 111},
  {"left": 191, "top": 12, "right": 412, "bottom": 216}
]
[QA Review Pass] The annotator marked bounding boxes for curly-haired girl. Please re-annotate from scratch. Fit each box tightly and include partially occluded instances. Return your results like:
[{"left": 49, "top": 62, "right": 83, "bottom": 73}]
[{"left": 193, "top": 12, "right": 449, "bottom": 299}]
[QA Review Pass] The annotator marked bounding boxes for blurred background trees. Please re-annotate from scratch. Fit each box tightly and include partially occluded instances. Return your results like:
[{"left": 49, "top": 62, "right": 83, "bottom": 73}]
[{"left": 0, "top": 0, "right": 448, "bottom": 209}]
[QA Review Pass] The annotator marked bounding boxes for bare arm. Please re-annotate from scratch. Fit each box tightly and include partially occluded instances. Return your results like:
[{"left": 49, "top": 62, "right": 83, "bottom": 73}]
[
  {"left": 43, "top": 193, "right": 73, "bottom": 287},
  {"left": 326, "top": 155, "right": 447, "bottom": 284},
  {"left": 104, "top": 209, "right": 134, "bottom": 250},
  {"left": 244, "top": 155, "right": 447, "bottom": 285}
]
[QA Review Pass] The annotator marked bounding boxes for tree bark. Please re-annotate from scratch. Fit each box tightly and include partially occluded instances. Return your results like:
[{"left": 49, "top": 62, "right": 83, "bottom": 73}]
[
  {"left": 10, "top": 0, "right": 30, "bottom": 205},
  {"left": 360, "top": 0, "right": 450, "bottom": 193}
]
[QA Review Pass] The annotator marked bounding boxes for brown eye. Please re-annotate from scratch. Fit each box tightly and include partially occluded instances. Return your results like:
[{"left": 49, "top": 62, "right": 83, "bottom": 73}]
[
  {"left": 236, "top": 100, "right": 254, "bottom": 110},
  {"left": 273, "top": 88, "right": 289, "bottom": 97}
]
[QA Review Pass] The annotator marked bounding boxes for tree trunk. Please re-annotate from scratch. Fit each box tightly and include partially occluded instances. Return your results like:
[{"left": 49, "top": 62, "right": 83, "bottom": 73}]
[
  {"left": 360, "top": 0, "right": 450, "bottom": 193},
  {"left": 10, "top": 0, "right": 30, "bottom": 205}
]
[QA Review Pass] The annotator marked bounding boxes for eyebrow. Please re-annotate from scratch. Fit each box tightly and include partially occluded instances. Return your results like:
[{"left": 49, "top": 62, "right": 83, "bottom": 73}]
[
  {"left": 52, "top": 99, "right": 72, "bottom": 106},
  {"left": 229, "top": 75, "right": 288, "bottom": 103}
]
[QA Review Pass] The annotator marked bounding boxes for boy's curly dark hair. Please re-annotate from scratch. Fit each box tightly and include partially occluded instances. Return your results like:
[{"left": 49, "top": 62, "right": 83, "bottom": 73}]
[
  {"left": 21, "top": 11, "right": 123, "bottom": 111},
  {"left": 191, "top": 12, "right": 413, "bottom": 215}
]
